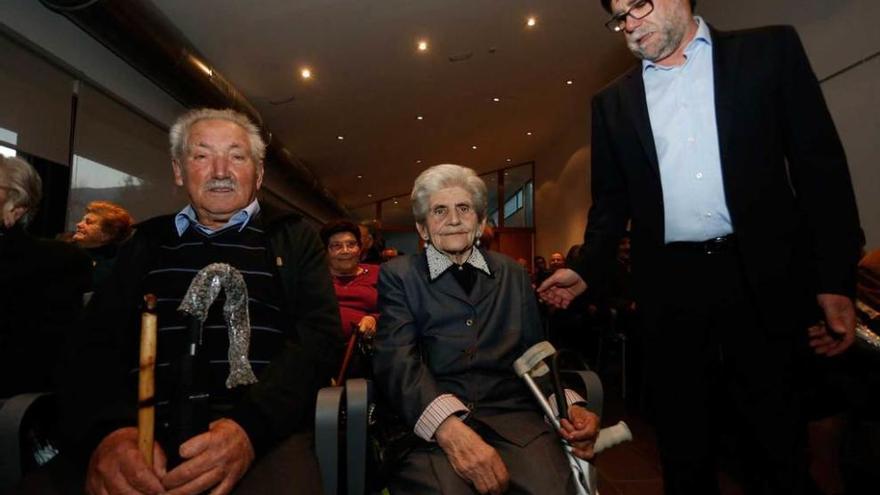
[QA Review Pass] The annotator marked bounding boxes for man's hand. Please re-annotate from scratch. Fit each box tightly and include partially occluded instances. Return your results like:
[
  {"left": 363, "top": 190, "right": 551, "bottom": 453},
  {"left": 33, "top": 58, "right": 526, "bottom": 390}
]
[
  {"left": 537, "top": 268, "right": 587, "bottom": 309},
  {"left": 162, "top": 418, "right": 255, "bottom": 495},
  {"left": 808, "top": 293, "right": 856, "bottom": 356},
  {"left": 86, "top": 427, "right": 167, "bottom": 495},
  {"left": 559, "top": 405, "right": 599, "bottom": 460},
  {"left": 435, "top": 416, "right": 509, "bottom": 495},
  {"left": 358, "top": 315, "right": 377, "bottom": 338}
]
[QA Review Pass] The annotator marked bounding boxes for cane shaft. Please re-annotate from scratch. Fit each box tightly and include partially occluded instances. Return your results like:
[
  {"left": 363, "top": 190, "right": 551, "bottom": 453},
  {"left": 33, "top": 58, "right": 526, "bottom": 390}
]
[
  {"left": 138, "top": 295, "right": 157, "bottom": 467},
  {"left": 335, "top": 331, "right": 359, "bottom": 385}
]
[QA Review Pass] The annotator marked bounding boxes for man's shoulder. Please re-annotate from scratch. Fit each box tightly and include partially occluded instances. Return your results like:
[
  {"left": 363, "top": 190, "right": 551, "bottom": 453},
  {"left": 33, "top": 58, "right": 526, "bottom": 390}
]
[
  {"left": 380, "top": 253, "right": 424, "bottom": 278},
  {"left": 711, "top": 24, "right": 798, "bottom": 51},
  {"left": 133, "top": 214, "right": 177, "bottom": 238}
]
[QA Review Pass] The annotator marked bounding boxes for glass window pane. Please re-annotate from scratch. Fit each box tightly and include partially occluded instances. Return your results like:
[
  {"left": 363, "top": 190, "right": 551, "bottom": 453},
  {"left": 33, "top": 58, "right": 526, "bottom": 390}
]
[{"left": 503, "top": 163, "right": 533, "bottom": 228}]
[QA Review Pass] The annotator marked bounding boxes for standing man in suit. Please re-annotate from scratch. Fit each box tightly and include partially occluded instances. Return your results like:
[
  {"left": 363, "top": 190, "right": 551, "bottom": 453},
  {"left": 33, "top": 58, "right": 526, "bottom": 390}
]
[{"left": 538, "top": 1, "right": 862, "bottom": 493}]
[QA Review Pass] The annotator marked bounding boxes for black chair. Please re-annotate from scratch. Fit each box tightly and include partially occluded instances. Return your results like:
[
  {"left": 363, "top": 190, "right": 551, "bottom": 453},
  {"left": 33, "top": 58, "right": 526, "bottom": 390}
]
[
  {"left": 0, "top": 392, "right": 56, "bottom": 491},
  {"left": 315, "top": 379, "right": 374, "bottom": 495}
]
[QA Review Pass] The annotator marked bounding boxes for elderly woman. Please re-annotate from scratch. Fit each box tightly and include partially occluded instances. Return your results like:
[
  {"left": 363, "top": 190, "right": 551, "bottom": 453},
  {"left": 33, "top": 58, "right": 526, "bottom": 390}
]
[
  {"left": 72, "top": 200, "right": 133, "bottom": 289},
  {"left": 320, "top": 219, "right": 380, "bottom": 339},
  {"left": 374, "top": 164, "right": 598, "bottom": 495},
  {"left": 0, "top": 156, "right": 91, "bottom": 397}
]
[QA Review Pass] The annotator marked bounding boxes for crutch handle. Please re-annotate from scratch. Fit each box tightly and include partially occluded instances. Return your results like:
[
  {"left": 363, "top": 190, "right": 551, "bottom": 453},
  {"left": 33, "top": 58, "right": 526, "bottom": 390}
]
[{"left": 594, "top": 421, "right": 632, "bottom": 454}]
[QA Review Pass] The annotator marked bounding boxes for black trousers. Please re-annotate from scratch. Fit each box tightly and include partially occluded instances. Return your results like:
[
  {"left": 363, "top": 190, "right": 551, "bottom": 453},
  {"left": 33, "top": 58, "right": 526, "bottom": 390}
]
[{"left": 645, "top": 245, "right": 807, "bottom": 495}]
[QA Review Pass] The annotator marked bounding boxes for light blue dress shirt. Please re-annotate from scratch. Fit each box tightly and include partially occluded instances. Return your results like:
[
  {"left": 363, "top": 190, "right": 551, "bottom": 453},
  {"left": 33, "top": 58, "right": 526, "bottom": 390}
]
[
  {"left": 174, "top": 199, "right": 261, "bottom": 237},
  {"left": 643, "top": 17, "right": 733, "bottom": 243}
]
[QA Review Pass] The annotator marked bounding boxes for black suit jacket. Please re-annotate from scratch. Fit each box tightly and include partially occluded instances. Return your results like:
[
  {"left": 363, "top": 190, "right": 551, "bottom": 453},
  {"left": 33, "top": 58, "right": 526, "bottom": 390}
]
[
  {"left": 575, "top": 25, "right": 861, "bottom": 332},
  {"left": 373, "top": 250, "right": 551, "bottom": 446}
]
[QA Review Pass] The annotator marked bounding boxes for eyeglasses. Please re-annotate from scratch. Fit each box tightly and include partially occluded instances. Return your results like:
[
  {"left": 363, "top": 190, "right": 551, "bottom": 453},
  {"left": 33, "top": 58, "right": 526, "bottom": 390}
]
[
  {"left": 604, "top": 0, "right": 654, "bottom": 33},
  {"left": 328, "top": 240, "right": 359, "bottom": 253}
]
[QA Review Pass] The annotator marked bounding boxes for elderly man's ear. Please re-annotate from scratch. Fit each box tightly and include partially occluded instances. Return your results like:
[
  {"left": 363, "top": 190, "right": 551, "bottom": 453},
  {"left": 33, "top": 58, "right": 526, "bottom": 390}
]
[
  {"left": 172, "top": 160, "right": 185, "bottom": 187},
  {"left": 2, "top": 205, "right": 26, "bottom": 228}
]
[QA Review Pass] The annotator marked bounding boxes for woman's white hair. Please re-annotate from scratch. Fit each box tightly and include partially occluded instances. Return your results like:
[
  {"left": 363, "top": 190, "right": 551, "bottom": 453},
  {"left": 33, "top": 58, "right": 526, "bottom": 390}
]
[
  {"left": 411, "top": 164, "right": 488, "bottom": 224},
  {"left": 0, "top": 156, "right": 42, "bottom": 226},
  {"left": 169, "top": 108, "right": 266, "bottom": 164}
]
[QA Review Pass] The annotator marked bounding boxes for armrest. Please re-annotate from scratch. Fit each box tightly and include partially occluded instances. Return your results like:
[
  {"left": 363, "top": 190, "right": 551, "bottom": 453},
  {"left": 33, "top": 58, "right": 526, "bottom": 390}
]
[
  {"left": 315, "top": 386, "right": 344, "bottom": 495},
  {"left": 344, "top": 379, "right": 372, "bottom": 495},
  {"left": 0, "top": 392, "right": 53, "bottom": 490}
]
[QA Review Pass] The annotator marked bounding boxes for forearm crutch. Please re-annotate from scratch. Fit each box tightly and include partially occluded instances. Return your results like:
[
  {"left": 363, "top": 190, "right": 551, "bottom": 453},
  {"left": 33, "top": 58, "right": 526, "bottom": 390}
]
[
  {"left": 138, "top": 294, "right": 158, "bottom": 467},
  {"left": 514, "top": 341, "right": 632, "bottom": 495}
]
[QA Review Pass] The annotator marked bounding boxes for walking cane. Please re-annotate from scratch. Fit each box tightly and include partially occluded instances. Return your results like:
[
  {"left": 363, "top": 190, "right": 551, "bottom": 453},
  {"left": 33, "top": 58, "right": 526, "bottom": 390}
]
[
  {"left": 138, "top": 294, "right": 158, "bottom": 467},
  {"left": 334, "top": 326, "right": 362, "bottom": 386}
]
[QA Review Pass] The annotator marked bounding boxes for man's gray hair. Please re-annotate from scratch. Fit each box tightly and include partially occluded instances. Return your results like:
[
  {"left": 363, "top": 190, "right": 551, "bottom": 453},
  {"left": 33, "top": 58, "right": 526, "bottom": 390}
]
[
  {"left": 169, "top": 108, "right": 266, "bottom": 164},
  {"left": 411, "top": 164, "right": 488, "bottom": 224},
  {"left": 0, "top": 156, "right": 42, "bottom": 226}
]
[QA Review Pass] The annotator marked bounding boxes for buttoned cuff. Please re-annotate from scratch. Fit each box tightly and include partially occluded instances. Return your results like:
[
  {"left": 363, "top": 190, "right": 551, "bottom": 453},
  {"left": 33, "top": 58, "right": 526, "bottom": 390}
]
[
  {"left": 414, "top": 394, "right": 470, "bottom": 441},
  {"left": 548, "top": 388, "right": 586, "bottom": 418}
]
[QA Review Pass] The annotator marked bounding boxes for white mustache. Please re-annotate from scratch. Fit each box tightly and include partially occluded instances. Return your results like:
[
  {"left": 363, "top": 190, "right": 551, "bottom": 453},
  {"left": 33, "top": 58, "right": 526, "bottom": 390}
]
[{"left": 204, "top": 178, "right": 236, "bottom": 191}]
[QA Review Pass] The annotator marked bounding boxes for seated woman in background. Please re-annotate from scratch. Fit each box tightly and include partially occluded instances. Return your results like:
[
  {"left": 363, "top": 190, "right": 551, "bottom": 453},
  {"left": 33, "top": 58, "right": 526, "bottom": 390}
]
[
  {"left": 373, "top": 164, "right": 598, "bottom": 495},
  {"left": 321, "top": 220, "right": 379, "bottom": 381},
  {"left": 0, "top": 156, "right": 91, "bottom": 397},
  {"left": 71, "top": 200, "right": 133, "bottom": 289}
]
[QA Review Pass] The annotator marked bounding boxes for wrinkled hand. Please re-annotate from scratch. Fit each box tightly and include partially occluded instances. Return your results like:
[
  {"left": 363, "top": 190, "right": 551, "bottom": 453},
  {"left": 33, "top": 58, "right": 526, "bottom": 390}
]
[
  {"left": 537, "top": 269, "right": 587, "bottom": 309},
  {"left": 808, "top": 293, "right": 856, "bottom": 356},
  {"left": 358, "top": 315, "right": 377, "bottom": 338},
  {"left": 162, "top": 418, "right": 254, "bottom": 495},
  {"left": 435, "top": 416, "right": 509, "bottom": 494},
  {"left": 560, "top": 405, "right": 599, "bottom": 460},
  {"left": 86, "top": 427, "right": 168, "bottom": 495}
]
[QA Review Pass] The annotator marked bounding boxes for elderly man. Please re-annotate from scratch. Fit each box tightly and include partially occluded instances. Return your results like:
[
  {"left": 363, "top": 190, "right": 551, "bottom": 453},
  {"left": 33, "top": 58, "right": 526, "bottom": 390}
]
[
  {"left": 31, "top": 109, "right": 342, "bottom": 495},
  {"left": 374, "top": 164, "right": 598, "bottom": 495},
  {"left": 1, "top": 156, "right": 91, "bottom": 398},
  {"left": 539, "top": 1, "right": 861, "bottom": 493}
]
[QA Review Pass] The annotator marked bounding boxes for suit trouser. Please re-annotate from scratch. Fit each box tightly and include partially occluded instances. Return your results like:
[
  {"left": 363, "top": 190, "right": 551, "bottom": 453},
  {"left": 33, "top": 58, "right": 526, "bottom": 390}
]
[
  {"left": 645, "top": 245, "right": 807, "bottom": 495},
  {"left": 10, "top": 431, "right": 323, "bottom": 495},
  {"left": 388, "top": 419, "right": 576, "bottom": 495}
]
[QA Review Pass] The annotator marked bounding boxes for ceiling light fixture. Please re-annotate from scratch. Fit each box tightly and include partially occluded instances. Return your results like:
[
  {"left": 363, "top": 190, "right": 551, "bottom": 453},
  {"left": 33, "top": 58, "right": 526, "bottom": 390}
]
[
  {"left": 526, "top": 131, "right": 533, "bottom": 136},
  {"left": 472, "top": 145, "right": 478, "bottom": 150},
  {"left": 566, "top": 80, "right": 574, "bottom": 85},
  {"left": 357, "top": 175, "right": 363, "bottom": 179},
  {"left": 367, "top": 193, "right": 373, "bottom": 198},
  {"left": 417, "top": 115, "right": 424, "bottom": 120},
  {"left": 526, "top": 16, "right": 537, "bottom": 28},
  {"left": 337, "top": 135, "right": 344, "bottom": 140},
  {"left": 417, "top": 40, "right": 429, "bottom": 51},
  {"left": 492, "top": 97, "right": 501, "bottom": 102},
  {"left": 300, "top": 68, "right": 312, "bottom": 79},
  {"left": 506, "top": 158, "right": 512, "bottom": 162},
  {"left": 416, "top": 159, "right": 422, "bottom": 164}
]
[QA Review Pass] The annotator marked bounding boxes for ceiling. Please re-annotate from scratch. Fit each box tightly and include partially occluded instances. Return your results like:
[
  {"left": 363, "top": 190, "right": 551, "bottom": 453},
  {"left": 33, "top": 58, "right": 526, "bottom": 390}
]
[
  {"left": 149, "top": 0, "right": 633, "bottom": 210},
  {"left": 147, "top": 0, "right": 880, "bottom": 214}
]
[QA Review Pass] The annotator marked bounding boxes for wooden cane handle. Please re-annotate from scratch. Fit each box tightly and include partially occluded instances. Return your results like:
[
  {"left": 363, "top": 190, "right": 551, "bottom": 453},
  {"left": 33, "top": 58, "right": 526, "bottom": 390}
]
[{"left": 138, "top": 294, "right": 158, "bottom": 467}]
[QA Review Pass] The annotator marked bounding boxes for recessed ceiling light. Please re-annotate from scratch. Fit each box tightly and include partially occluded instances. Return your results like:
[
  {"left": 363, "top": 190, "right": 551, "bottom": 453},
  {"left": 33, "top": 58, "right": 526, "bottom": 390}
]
[
  {"left": 367, "top": 193, "right": 373, "bottom": 198},
  {"left": 526, "top": 131, "right": 533, "bottom": 136},
  {"left": 417, "top": 40, "right": 429, "bottom": 52},
  {"left": 357, "top": 175, "right": 363, "bottom": 179},
  {"left": 566, "top": 80, "right": 574, "bottom": 85},
  {"left": 471, "top": 145, "right": 478, "bottom": 150},
  {"left": 506, "top": 158, "right": 512, "bottom": 162},
  {"left": 337, "top": 135, "right": 344, "bottom": 140},
  {"left": 300, "top": 68, "right": 312, "bottom": 79},
  {"left": 526, "top": 16, "right": 537, "bottom": 28},
  {"left": 416, "top": 159, "right": 422, "bottom": 164},
  {"left": 393, "top": 199, "right": 399, "bottom": 205},
  {"left": 492, "top": 97, "right": 501, "bottom": 103},
  {"left": 417, "top": 115, "right": 424, "bottom": 120}
]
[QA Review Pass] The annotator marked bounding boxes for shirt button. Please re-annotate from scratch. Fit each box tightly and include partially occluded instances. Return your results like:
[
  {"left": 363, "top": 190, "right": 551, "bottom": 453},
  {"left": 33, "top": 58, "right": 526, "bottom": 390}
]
[
  {"left": 696, "top": 172, "right": 703, "bottom": 179},
  {"left": 466, "top": 319, "right": 474, "bottom": 327},
  {"left": 706, "top": 212, "right": 713, "bottom": 218}
]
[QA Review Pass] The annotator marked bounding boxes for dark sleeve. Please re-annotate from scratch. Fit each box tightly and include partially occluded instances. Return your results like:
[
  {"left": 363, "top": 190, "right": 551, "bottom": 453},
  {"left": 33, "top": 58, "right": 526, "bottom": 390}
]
[
  {"left": 573, "top": 97, "right": 631, "bottom": 291},
  {"left": 229, "top": 220, "right": 343, "bottom": 456},
  {"left": 778, "top": 26, "right": 861, "bottom": 297},
  {"left": 372, "top": 262, "right": 445, "bottom": 428},
  {"left": 57, "top": 231, "right": 150, "bottom": 456}
]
